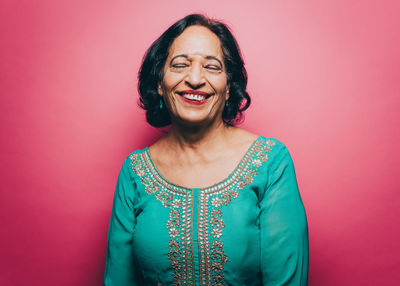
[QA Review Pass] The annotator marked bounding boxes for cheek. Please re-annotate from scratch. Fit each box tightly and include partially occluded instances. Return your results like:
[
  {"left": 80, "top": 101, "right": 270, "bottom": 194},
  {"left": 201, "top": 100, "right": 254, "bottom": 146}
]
[
  {"left": 163, "top": 71, "right": 184, "bottom": 90},
  {"left": 209, "top": 76, "right": 228, "bottom": 93}
]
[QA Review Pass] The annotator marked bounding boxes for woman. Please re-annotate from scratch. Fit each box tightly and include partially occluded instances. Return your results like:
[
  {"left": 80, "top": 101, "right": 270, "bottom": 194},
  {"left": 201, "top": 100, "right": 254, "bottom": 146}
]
[{"left": 104, "top": 14, "right": 308, "bottom": 286}]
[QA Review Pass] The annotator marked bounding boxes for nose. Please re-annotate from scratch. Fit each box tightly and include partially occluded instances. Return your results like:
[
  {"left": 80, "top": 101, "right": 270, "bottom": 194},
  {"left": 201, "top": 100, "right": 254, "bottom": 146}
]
[{"left": 185, "top": 63, "right": 205, "bottom": 88}]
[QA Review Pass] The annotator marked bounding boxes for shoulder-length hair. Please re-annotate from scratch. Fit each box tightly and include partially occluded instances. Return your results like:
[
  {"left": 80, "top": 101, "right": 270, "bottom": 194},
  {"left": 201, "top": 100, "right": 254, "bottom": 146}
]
[{"left": 138, "top": 14, "right": 250, "bottom": 127}]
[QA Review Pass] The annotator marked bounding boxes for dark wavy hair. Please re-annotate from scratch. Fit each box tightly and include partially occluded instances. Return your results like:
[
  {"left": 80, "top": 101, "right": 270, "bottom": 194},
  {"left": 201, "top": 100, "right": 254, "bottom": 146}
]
[{"left": 138, "top": 14, "right": 251, "bottom": 127}]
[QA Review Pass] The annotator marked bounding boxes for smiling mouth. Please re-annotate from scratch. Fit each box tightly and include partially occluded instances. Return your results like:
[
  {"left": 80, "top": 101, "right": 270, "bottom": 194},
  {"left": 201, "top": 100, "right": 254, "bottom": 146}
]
[{"left": 176, "top": 91, "right": 213, "bottom": 102}]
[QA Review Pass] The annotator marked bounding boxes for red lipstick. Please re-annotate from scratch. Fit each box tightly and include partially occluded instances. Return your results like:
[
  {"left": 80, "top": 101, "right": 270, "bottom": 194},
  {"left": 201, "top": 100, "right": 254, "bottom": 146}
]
[
  {"left": 180, "top": 96, "right": 210, "bottom": 105},
  {"left": 177, "top": 90, "right": 213, "bottom": 105},
  {"left": 179, "top": 90, "right": 210, "bottom": 95}
]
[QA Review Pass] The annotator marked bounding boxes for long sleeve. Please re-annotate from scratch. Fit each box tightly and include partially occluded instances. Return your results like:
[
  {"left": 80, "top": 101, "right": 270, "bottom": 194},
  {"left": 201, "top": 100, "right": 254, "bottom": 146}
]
[
  {"left": 260, "top": 144, "right": 309, "bottom": 285},
  {"left": 104, "top": 157, "right": 139, "bottom": 285}
]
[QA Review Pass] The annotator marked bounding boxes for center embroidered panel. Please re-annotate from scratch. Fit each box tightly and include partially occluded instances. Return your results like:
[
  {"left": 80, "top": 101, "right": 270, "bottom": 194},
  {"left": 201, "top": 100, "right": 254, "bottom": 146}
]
[{"left": 129, "top": 138, "right": 275, "bottom": 286}]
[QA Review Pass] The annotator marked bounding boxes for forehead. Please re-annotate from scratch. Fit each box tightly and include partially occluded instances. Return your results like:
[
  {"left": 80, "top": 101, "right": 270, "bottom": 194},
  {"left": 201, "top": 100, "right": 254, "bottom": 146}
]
[{"left": 168, "top": 25, "right": 223, "bottom": 59}]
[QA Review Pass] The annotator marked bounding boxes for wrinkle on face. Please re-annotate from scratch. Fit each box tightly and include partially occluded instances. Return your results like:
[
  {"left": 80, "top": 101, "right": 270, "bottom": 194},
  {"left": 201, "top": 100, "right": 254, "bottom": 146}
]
[{"left": 158, "top": 25, "right": 230, "bottom": 126}]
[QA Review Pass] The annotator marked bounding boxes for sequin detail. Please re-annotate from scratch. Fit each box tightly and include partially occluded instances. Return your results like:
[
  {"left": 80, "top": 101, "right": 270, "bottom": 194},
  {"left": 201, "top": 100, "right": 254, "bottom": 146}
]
[
  {"left": 197, "top": 139, "right": 275, "bottom": 285},
  {"left": 129, "top": 138, "right": 275, "bottom": 286},
  {"left": 130, "top": 153, "right": 195, "bottom": 286}
]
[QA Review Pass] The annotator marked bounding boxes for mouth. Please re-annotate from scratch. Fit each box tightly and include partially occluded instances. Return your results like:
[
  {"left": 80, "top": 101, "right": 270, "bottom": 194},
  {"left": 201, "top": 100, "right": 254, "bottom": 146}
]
[{"left": 176, "top": 90, "right": 213, "bottom": 105}]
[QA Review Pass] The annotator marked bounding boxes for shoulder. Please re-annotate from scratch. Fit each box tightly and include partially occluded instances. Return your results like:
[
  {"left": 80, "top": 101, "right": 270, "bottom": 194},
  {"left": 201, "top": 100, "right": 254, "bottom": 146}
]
[
  {"left": 258, "top": 137, "right": 290, "bottom": 152},
  {"left": 230, "top": 128, "right": 289, "bottom": 154},
  {"left": 257, "top": 137, "right": 295, "bottom": 167},
  {"left": 116, "top": 147, "right": 150, "bottom": 187},
  {"left": 119, "top": 147, "right": 148, "bottom": 171},
  {"left": 126, "top": 147, "right": 147, "bottom": 160},
  {"left": 229, "top": 128, "right": 293, "bottom": 164}
]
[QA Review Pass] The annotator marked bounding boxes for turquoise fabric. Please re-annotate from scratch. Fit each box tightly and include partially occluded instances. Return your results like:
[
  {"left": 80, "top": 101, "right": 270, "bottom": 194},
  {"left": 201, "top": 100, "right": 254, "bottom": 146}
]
[{"left": 104, "top": 137, "right": 309, "bottom": 285}]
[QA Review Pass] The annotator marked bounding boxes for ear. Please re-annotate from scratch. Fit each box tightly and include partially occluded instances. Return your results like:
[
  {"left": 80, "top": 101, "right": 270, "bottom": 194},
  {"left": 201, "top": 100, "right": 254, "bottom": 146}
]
[
  {"left": 225, "top": 83, "right": 230, "bottom": 101},
  {"left": 158, "top": 83, "right": 163, "bottom": 96}
]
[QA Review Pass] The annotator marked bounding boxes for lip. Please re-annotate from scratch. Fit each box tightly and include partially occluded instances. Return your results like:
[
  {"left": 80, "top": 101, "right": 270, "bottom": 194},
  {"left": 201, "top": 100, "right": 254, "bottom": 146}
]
[
  {"left": 176, "top": 90, "right": 213, "bottom": 105},
  {"left": 180, "top": 96, "right": 211, "bottom": 105},
  {"left": 178, "top": 90, "right": 211, "bottom": 96}
]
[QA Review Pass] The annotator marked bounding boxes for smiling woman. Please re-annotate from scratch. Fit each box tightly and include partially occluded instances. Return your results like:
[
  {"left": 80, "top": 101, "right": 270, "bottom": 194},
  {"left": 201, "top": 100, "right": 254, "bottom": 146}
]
[
  {"left": 159, "top": 25, "right": 229, "bottom": 126},
  {"left": 138, "top": 14, "right": 250, "bottom": 128},
  {"left": 104, "top": 14, "right": 309, "bottom": 286}
]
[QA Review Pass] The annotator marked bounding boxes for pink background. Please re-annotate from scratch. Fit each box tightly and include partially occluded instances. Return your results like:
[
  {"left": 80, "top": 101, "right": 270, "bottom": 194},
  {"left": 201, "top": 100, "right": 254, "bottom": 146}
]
[{"left": 1, "top": 0, "right": 399, "bottom": 285}]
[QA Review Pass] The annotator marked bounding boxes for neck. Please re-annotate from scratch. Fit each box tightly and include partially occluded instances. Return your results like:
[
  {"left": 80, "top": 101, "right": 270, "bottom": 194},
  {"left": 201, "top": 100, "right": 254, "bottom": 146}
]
[{"left": 166, "top": 119, "right": 233, "bottom": 151}]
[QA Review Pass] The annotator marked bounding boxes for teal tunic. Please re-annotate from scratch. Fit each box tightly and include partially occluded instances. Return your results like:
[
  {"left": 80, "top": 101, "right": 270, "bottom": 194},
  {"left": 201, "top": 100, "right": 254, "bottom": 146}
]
[{"left": 104, "top": 137, "right": 309, "bottom": 285}]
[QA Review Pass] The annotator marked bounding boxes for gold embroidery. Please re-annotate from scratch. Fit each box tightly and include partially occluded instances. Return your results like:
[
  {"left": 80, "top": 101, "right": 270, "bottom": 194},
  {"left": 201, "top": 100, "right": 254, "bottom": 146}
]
[
  {"left": 130, "top": 152, "right": 194, "bottom": 286},
  {"left": 197, "top": 138, "right": 275, "bottom": 285},
  {"left": 129, "top": 138, "right": 275, "bottom": 286}
]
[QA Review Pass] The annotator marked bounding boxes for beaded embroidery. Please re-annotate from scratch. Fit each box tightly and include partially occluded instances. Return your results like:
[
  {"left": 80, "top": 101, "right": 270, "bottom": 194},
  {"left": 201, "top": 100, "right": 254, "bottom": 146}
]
[
  {"left": 130, "top": 153, "right": 195, "bottom": 286},
  {"left": 129, "top": 138, "right": 275, "bottom": 286}
]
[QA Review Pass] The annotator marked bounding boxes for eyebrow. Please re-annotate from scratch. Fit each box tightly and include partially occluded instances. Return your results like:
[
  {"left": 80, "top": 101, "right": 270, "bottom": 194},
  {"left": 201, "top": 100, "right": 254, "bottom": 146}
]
[{"left": 169, "top": 54, "right": 223, "bottom": 67}]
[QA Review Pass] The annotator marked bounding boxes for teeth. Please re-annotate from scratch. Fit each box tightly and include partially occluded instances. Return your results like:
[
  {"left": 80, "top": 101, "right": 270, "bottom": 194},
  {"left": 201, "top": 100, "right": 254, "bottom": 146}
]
[{"left": 181, "top": 93, "right": 206, "bottom": 101}]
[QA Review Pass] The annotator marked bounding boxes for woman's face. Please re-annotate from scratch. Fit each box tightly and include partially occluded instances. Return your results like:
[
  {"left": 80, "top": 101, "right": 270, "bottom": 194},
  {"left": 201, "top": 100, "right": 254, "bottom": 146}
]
[{"left": 158, "top": 25, "right": 229, "bottom": 126}]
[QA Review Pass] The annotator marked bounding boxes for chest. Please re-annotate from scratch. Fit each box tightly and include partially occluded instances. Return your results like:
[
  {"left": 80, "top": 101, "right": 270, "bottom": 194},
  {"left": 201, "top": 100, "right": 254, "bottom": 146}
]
[
  {"left": 158, "top": 153, "right": 245, "bottom": 189},
  {"left": 132, "top": 186, "right": 262, "bottom": 286},
  {"left": 127, "top": 138, "right": 275, "bottom": 284}
]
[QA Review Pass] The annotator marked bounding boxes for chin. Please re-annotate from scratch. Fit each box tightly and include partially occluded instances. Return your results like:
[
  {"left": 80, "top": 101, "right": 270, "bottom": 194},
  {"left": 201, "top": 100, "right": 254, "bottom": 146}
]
[
  {"left": 170, "top": 103, "right": 224, "bottom": 127},
  {"left": 172, "top": 112, "right": 217, "bottom": 127},
  {"left": 177, "top": 116, "right": 211, "bottom": 126}
]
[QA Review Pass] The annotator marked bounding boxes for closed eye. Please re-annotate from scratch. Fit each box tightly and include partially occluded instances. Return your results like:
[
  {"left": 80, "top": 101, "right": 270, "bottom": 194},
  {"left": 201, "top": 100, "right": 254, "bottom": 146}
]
[
  {"left": 172, "top": 64, "right": 188, "bottom": 68},
  {"left": 205, "top": 65, "right": 221, "bottom": 71}
]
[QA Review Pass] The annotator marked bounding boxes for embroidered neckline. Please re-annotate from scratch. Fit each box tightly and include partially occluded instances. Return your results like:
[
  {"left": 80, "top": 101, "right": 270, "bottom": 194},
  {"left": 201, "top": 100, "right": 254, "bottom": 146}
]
[
  {"left": 144, "top": 135, "right": 263, "bottom": 191},
  {"left": 129, "top": 136, "right": 276, "bottom": 286}
]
